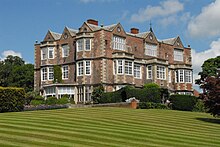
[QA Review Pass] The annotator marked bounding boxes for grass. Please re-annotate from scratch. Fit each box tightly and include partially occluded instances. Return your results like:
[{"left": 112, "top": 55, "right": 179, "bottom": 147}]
[{"left": 0, "top": 108, "right": 220, "bottom": 147}]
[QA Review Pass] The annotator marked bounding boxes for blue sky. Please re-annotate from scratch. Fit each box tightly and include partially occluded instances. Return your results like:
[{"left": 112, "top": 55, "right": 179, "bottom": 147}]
[{"left": 0, "top": 0, "right": 220, "bottom": 88}]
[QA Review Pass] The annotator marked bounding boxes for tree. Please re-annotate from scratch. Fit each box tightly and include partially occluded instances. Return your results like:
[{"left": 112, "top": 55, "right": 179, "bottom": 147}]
[
  {"left": 196, "top": 56, "right": 220, "bottom": 116},
  {"left": 200, "top": 75, "right": 220, "bottom": 116},
  {"left": 91, "top": 84, "right": 104, "bottom": 103},
  {"left": 0, "top": 55, "right": 34, "bottom": 92},
  {"left": 196, "top": 56, "right": 220, "bottom": 85}
]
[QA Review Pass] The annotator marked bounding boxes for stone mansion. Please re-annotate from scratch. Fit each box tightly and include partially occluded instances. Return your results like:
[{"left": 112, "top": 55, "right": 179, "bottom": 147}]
[{"left": 34, "top": 19, "right": 193, "bottom": 103}]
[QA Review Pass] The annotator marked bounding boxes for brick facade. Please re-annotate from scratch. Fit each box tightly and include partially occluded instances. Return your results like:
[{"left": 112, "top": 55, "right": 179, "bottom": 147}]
[{"left": 34, "top": 19, "right": 193, "bottom": 103}]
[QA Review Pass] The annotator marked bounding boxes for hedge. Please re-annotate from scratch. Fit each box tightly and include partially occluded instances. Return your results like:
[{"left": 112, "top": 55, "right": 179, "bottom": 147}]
[
  {"left": 0, "top": 87, "right": 25, "bottom": 112},
  {"left": 100, "top": 86, "right": 161, "bottom": 103},
  {"left": 169, "top": 94, "right": 197, "bottom": 111}
]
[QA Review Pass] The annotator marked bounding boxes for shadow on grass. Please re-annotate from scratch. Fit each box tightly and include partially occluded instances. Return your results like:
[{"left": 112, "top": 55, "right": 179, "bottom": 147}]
[{"left": 196, "top": 118, "right": 220, "bottom": 124}]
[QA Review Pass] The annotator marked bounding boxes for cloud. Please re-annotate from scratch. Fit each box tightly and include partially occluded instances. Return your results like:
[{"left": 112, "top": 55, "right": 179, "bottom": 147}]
[
  {"left": 0, "top": 50, "right": 22, "bottom": 60},
  {"left": 130, "top": 0, "right": 184, "bottom": 23},
  {"left": 192, "top": 38, "right": 220, "bottom": 82},
  {"left": 188, "top": 0, "right": 220, "bottom": 37}
]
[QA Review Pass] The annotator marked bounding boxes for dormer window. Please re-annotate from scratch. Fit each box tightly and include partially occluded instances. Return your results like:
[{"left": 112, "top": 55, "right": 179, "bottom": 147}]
[
  {"left": 145, "top": 43, "right": 157, "bottom": 57},
  {"left": 174, "top": 49, "right": 183, "bottom": 61},
  {"left": 113, "top": 36, "right": 125, "bottom": 50}
]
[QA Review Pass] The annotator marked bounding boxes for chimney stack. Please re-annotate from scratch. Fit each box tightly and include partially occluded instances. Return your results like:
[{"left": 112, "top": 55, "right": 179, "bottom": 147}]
[
  {"left": 87, "top": 19, "right": 98, "bottom": 26},
  {"left": 131, "top": 28, "right": 139, "bottom": 34}
]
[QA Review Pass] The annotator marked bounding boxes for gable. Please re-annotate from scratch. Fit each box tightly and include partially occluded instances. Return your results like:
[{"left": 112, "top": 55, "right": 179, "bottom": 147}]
[
  {"left": 78, "top": 22, "right": 94, "bottom": 33},
  {"left": 43, "top": 31, "right": 55, "bottom": 42},
  {"left": 60, "top": 27, "right": 73, "bottom": 40},
  {"left": 145, "top": 32, "right": 158, "bottom": 44},
  {"left": 173, "top": 36, "right": 184, "bottom": 48},
  {"left": 112, "top": 23, "right": 126, "bottom": 38}
]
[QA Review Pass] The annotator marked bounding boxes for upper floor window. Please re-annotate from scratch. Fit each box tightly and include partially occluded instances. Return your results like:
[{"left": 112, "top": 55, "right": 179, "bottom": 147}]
[
  {"left": 48, "top": 67, "right": 54, "bottom": 80},
  {"left": 117, "top": 60, "right": 123, "bottom": 74},
  {"left": 174, "top": 49, "right": 183, "bottom": 61},
  {"left": 147, "top": 65, "right": 152, "bottom": 79},
  {"left": 134, "top": 64, "right": 141, "bottom": 79},
  {"left": 85, "top": 61, "right": 91, "bottom": 75},
  {"left": 168, "top": 69, "right": 171, "bottom": 83},
  {"left": 41, "top": 67, "right": 47, "bottom": 81},
  {"left": 62, "top": 45, "right": 69, "bottom": 57},
  {"left": 157, "top": 66, "right": 166, "bottom": 80},
  {"left": 175, "top": 69, "right": 192, "bottom": 83},
  {"left": 41, "top": 47, "right": 54, "bottom": 60},
  {"left": 77, "top": 60, "right": 92, "bottom": 76},
  {"left": 76, "top": 38, "right": 91, "bottom": 52},
  {"left": 185, "top": 70, "right": 192, "bottom": 83},
  {"left": 48, "top": 47, "right": 54, "bottom": 59},
  {"left": 125, "top": 61, "right": 133, "bottom": 75},
  {"left": 113, "top": 36, "right": 125, "bottom": 50},
  {"left": 62, "top": 65, "right": 69, "bottom": 79},
  {"left": 145, "top": 43, "right": 157, "bottom": 57}
]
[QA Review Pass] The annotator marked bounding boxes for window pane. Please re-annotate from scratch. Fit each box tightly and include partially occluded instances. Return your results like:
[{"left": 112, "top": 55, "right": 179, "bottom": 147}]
[
  {"left": 85, "top": 39, "right": 91, "bottom": 50},
  {"left": 113, "top": 36, "right": 125, "bottom": 50},
  {"left": 145, "top": 44, "right": 157, "bottom": 57},
  {"left": 174, "top": 49, "right": 183, "bottom": 61}
]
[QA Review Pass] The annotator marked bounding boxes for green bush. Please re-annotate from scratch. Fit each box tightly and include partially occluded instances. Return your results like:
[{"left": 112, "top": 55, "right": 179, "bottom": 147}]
[
  {"left": 70, "top": 98, "right": 75, "bottom": 104},
  {"left": 138, "top": 102, "right": 168, "bottom": 109},
  {"left": 30, "top": 100, "right": 45, "bottom": 106},
  {"left": 45, "top": 97, "right": 57, "bottom": 105},
  {"left": 169, "top": 95, "right": 197, "bottom": 111},
  {"left": 193, "top": 99, "right": 206, "bottom": 112},
  {"left": 0, "top": 87, "right": 25, "bottom": 112},
  {"left": 57, "top": 96, "right": 69, "bottom": 105}
]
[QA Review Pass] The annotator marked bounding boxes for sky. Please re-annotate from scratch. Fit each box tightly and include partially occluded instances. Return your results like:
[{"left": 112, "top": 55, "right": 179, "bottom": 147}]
[{"left": 0, "top": 0, "right": 220, "bottom": 90}]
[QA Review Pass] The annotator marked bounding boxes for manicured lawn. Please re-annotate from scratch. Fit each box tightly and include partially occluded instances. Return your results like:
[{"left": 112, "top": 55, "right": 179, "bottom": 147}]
[{"left": 0, "top": 107, "right": 220, "bottom": 147}]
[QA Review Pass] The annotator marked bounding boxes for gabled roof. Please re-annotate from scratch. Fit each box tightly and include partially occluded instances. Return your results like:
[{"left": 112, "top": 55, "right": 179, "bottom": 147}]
[
  {"left": 49, "top": 30, "right": 62, "bottom": 40},
  {"left": 159, "top": 37, "right": 177, "bottom": 45},
  {"left": 66, "top": 27, "right": 78, "bottom": 36},
  {"left": 85, "top": 22, "right": 117, "bottom": 32},
  {"left": 126, "top": 31, "right": 151, "bottom": 38}
]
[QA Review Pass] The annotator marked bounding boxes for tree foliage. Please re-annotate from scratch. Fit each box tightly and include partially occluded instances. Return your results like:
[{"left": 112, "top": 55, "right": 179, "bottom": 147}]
[
  {"left": 0, "top": 55, "right": 34, "bottom": 92},
  {"left": 91, "top": 85, "right": 104, "bottom": 103},
  {"left": 53, "top": 65, "right": 62, "bottom": 83},
  {"left": 196, "top": 56, "right": 220, "bottom": 116}
]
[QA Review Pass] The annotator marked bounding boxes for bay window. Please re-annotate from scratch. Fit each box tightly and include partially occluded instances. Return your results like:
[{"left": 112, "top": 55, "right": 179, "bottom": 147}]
[
  {"left": 175, "top": 69, "right": 192, "bottom": 83},
  {"left": 134, "top": 64, "right": 141, "bottom": 78},
  {"left": 157, "top": 66, "right": 166, "bottom": 80},
  {"left": 77, "top": 60, "right": 92, "bottom": 76},
  {"left": 76, "top": 38, "right": 91, "bottom": 51}
]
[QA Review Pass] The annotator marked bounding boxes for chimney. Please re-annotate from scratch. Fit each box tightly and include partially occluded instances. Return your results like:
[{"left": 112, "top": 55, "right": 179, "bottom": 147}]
[
  {"left": 131, "top": 28, "right": 139, "bottom": 34},
  {"left": 87, "top": 19, "right": 98, "bottom": 26}
]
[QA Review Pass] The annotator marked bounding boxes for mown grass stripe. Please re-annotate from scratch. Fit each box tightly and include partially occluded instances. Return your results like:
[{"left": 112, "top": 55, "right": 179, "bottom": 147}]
[{"left": 0, "top": 108, "right": 219, "bottom": 147}]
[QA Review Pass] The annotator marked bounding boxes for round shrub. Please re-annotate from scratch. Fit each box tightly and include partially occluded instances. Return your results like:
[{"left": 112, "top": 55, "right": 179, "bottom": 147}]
[
  {"left": 45, "top": 97, "right": 57, "bottom": 105},
  {"left": 57, "top": 96, "right": 69, "bottom": 105}
]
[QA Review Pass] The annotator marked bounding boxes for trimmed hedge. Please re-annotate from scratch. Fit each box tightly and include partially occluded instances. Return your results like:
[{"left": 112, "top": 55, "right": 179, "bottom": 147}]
[
  {"left": 139, "top": 102, "right": 169, "bottom": 109},
  {"left": 100, "top": 86, "right": 161, "bottom": 103},
  {"left": 0, "top": 87, "right": 25, "bottom": 112},
  {"left": 169, "top": 94, "right": 197, "bottom": 111}
]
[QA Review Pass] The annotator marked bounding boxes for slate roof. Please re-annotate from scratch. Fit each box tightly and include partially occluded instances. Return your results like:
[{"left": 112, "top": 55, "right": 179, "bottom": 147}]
[
  {"left": 86, "top": 23, "right": 117, "bottom": 31},
  {"left": 66, "top": 27, "right": 78, "bottom": 36},
  {"left": 158, "top": 37, "right": 177, "bottom": 45},
  {"left": 49, "top": 31, "right": 62, "bottom": 40},
  {"left": 126, "top": 31, "right": 150, "bottom": 38}
]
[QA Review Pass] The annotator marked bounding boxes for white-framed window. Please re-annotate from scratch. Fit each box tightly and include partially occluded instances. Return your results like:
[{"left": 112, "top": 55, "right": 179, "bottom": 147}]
[
  {"left": 77, "top": 39, "right": 83, "bottom": 51},
  {"left": 117, "top": 60, "right": 123, "bottom": 74},
  {"left": 62, "top": 44, "right": 69, "bottom": 57},
  {"left": 48, "top": 67, "right": 54, "bottom": 80},
  {"left": 85, "top": 86, "right": 92, "bottom": 101},
  {"left": 41, "top": 67, "right": 47, "bottom": 81},
  {"left": 62, "top": 65, "right": 69, "bottom": 79},
  {"left": 147, "top": 65, "right": 152, "bottom": 79},
  {"left": 45, "top": 87, "right": 56, "bottom": 97},
  {"left": 85, "top": 61, "right": 91, "bottom": 75},
  {"left": 41, "top": 47, "right": 55, "bottom": 60},
  {"left": 174, "top": 49, "right": 183, "bottom": 61},
  {"left": 125, "top": 61, "right": 133, "bottom": 75},
  {"left": 41, "top": 48, "right": 47, "bottom": 60},
  {"left": 185, "top": 70, "right": 192, "bottom": 83},
  {"left": 157, "top": 66, "right": 166, "bottom": 80},
  {"left": 179, "top": 69, "right": 184, "bottom": 83},
  {"left": 85, "top": 39, "right": 91, "bottom": 50},
  {"left": 77, "top": 61, "right": 84, "bottom": 76},
  {"left": 134, "top": 64, "right": 141, "bottom": 79},
  {"left": 76, "top": 38, "right": 91, "bottom": 51},
  {"left": 175, "top": 69, "right": 192, "bottom": 83},
  {"left": 168, "top": 69, "right": 171, "bottom": 83},
  {"left": 145, "top": 43, "right": 157, "bottom": 57},
  {"left": 113, "top": 36, "right": 125, "bottom": 50}
]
